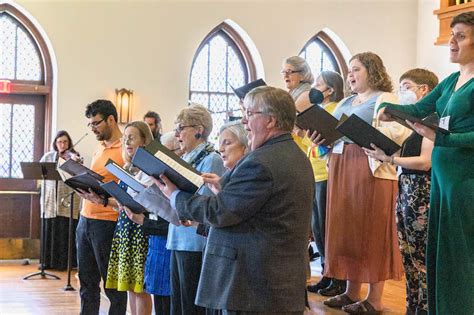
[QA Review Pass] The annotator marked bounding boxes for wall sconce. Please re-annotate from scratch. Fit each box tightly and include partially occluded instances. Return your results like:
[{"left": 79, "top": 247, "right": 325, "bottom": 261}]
[{"left": 115, "top": 88, "right": 133, "bottom": 124}]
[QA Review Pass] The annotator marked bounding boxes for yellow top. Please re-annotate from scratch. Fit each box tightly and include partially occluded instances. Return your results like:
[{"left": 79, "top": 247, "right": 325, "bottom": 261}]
[
  {"left": 294, "top": 102, "right": 338, "bottom": 182},
  {"left": 81, "top": 139, "right": 124, "bottom": 221}
]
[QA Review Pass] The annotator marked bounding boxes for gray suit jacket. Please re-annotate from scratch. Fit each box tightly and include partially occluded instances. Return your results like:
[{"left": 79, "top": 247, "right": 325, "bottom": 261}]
[{"left": 175, "top": 133, "right": 314, "bottom": 312}]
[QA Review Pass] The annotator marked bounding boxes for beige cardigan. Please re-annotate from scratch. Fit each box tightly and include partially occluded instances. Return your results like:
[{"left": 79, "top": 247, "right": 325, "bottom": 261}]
[{"left": 369, "top": 93, "right": 411, "bottom": 180}]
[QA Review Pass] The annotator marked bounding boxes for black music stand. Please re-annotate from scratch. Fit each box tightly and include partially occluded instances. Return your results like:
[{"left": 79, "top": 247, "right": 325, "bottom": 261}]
[
  {"left": 63, "top": 191, "right": 76, "bottom": 291},
  {"left": 21, "top": 162, "right": 61, "bottom": 280}
]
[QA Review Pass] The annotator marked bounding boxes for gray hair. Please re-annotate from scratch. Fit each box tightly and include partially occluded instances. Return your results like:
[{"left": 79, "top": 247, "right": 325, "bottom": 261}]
[
  {"left": 244, "top": 86, "right": 296, "bottom": 132},
  {"left": 283, "top": 56, "right": 314, "bottom": 85},
  {"left": 219, "top": 121, "right": 249, "bottom": 151},
  {"left": 175, "top": 103, "right": 213, "bottom": 140},
  {"left": 160, "top": 131, "right": 180, "bottom": 150},
  {"left": 319, "top": 71, "right": 345, "bottom": 102}
]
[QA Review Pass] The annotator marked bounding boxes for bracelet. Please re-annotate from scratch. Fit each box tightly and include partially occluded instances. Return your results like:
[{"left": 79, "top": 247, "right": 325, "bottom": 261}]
[{"left": 102, "top": 198, "right": 108, "bottom": 207}]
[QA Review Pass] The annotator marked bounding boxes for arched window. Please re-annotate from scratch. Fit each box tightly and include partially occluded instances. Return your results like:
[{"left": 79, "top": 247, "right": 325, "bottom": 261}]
[
  {"left": 299, "top": 31, "right": 348, "bottom": 79},
  {"left": 0, "top": 3, "right": 54, "bottom": 241},
  {"left": 189, "top": 22, "right": 257, "bottom": 143}
]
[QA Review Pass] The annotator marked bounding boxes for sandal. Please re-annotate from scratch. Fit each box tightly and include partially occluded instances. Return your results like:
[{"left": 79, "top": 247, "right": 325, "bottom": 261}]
[
  {"left": 342, "top": 300, "right": 383, "bottom": 314},
  {"left": 323, "top": 293, "right": 357, "bottom": 308}
]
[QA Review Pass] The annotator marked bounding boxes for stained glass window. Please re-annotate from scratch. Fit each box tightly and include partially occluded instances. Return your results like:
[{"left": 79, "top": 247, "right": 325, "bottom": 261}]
[
  {"left": 189, "top": 30, "right": 249, "bottom": 143},
  {"left": 0, "top": 13, "right": 42, "bottom": 81},
  {"left": 299, "top": 37, "right": 340, "bottom": 79}
]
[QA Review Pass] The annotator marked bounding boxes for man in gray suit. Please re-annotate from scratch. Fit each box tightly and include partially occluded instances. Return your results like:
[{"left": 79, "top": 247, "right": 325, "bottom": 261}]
[{"left": 158, "top": 86, "right": 314, "bottom": 314}]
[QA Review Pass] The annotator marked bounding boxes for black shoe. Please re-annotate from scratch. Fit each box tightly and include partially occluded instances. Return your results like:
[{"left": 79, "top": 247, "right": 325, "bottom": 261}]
[
  {"left": 307, "top": 276, "right": 331, "bottom": 293},
  {"left": 318, "top": 280, "right": 346, "bottom": 297}
]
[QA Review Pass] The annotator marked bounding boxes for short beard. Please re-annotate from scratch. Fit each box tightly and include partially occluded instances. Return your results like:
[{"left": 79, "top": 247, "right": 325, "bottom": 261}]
[{"left": 95, "top": 128, "right": 111, "bottom": 141}]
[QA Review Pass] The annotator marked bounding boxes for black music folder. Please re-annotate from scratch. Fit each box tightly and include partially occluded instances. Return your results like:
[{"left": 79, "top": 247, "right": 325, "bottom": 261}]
[
  {"left": 231, "top": 79, "right": 266, "bottom": 100},
  {"left": 57, "top": 158, "right": 109, "bottom": 198},
  {"left": 101, "top": 181, "right": 146, "bottom": 214},
  {"left": 384, "top": 106, "right": 450, "bottom": 134},
  {"left": 132, "top": 141, "right": 204, "bottom": 194},
  {"left": 296, "top": 104, "right": 343, "bottom": 145},
  {"left": 105, "top": 159, "right": 146, "bottom": 193},
  {"left": 21, "top": 162, "right": 61, "bottom": 180},
  {"left": 58, "top": 158, "right": 103, "bottom": 180},
  {"left": 336, "top": 114, "right": 401, "bottom": 156}
]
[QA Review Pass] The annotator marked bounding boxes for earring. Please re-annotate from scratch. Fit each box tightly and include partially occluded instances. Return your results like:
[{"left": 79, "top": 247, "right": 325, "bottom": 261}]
[{"left": 195, "top": 133, "right": 202, "bottom": 139}]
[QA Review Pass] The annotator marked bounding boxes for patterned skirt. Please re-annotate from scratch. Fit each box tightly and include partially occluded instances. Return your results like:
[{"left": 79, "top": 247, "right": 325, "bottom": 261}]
[{"left": 105, "top": 210, "right": 148, "bottom": 292}]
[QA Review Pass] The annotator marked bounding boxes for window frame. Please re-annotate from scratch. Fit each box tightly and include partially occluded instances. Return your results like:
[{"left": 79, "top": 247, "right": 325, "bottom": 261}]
[
  {"left": 299, "top": 31, "right": 348, "bottom": 79},
  {"left": 0, "top": 3, "right": 53, "bottom": 149}
]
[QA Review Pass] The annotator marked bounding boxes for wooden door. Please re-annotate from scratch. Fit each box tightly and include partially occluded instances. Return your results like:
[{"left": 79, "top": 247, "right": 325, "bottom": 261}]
[{"left": 0, "top": 94, "right": 45, "bottom": 239}]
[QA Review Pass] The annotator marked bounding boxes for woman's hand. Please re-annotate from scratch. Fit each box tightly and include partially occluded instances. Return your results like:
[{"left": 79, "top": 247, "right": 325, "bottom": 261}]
[
  {"left": 293, "top": 126, "right": 305, "bottom": 138},
  {"left": 307, "top": 129, "right": 326, "bottom": 146},
  {"left": 123, "top": 206, "right": 145, "bottom": 225},
  {"left": 180, "top": 220, "right": 198, "bottom": 227},
  {"left": 406, "top": 120, "right": 436, "bottom": 141},
  {"left": 201, "top": 173, "right": 221, "bottom": 194},
  {"left": 155, "top": 174, "right": 178, "bottom": 199},
  {"left": 77, "top": 188, "right": 105, "bottom": 204},
  {"left": 363, "top": 143, "right": 391, "bottom": 162},
  {"left": 377, "top": 107, "right": 394, "bottom": 122}
]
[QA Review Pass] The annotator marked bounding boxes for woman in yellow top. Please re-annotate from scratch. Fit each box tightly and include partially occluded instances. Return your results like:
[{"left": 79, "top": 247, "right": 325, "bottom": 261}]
[{"left": 296, "top": 71, "right": 347, "bottom": 297}]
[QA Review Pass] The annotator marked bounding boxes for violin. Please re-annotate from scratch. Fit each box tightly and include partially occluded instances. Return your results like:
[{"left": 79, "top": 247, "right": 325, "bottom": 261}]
[
  {"left": 59, "top": 132, "right": 88, "bottom": 163},
  {"left": 59, "top": 149, "right": 83, "bottom": 163}
]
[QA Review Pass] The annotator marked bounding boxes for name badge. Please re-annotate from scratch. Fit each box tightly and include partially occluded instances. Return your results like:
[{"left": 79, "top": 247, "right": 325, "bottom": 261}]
[
  {"left": 439, "top": 116, "right": 450, "bottom": 131},
  {"left": 332, "top": 141, "right": 344, "bottom": 154}
]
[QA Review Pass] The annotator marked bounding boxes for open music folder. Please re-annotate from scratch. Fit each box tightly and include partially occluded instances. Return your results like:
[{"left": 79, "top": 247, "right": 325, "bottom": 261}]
[
  {"left": 335, "top": 114, "right": 401, "bottom": 156},
  {"left": 57, "top": 158, "right": 110, "bottom": 198},
  {"left": 132, "top": 141, "right": 204, "bottom": 194},
  {"left": 100, "top": 181, "right": 146, "bottom": 214},
  {"left": 104, "top": 159, "right": 146, "bottom": 193},
  {"left": 296, "top": 104, "right": 343, "bottom": 146},
  {"left": 384, "top": 106, "right": 450, "bottom": 134}
]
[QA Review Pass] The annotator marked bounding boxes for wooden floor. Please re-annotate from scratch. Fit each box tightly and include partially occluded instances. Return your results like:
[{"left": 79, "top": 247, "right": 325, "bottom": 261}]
[{"left": 0, "top": 260, "right": 406, "bottom": 314}]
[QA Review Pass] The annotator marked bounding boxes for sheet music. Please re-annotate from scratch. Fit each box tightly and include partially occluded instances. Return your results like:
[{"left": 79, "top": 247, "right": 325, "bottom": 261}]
[{"left": 154, "top": 151, "right": 204, "bottom": 189}]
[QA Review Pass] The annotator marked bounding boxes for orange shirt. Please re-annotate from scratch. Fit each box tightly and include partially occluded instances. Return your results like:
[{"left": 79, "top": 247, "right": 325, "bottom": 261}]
[{"left": 81, "top": 139, "right": 124, "bottom": 221}]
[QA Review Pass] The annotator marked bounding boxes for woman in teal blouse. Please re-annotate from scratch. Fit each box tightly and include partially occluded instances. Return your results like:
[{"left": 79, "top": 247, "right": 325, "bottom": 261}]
[{"left": 378, "top": 12, "right": 474, "bottom": 315}]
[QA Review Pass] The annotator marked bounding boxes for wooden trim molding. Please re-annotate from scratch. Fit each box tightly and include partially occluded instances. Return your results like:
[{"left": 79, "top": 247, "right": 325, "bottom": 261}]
[
  {"left": 300, "top": 31, "right": 349, "bottom": 80},
  {"left": 189, "top": 21, "right": 257, "bottom": 85},
  {"left": 434, "top": 1, "right": 474, "bottom": 45}
]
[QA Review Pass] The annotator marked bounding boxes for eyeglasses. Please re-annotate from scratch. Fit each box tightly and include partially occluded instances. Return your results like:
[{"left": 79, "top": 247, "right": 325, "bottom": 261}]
[
  {"left": 280, "top": 70, "right": 302, "bottom": 76},
  {"left": 87, "top": 118, "right": 105, "bottom": 129},
  {"left": 245, "top": 110, "right": 264, "bottom": 118},
  {"left": 173, "top": 125, "right": 197, "bottom": 134},
  {"left": 121, "top": 136, "right": 141, "bottom": 144}
]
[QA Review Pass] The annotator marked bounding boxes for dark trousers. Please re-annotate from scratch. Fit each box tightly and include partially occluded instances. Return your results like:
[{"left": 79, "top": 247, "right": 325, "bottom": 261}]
[
  {"left": 170, "top": 250, "right": 205, "bottom": 315},
  {"left": 154, "top": 295, "right": 170, "bottom": 315},
  {"left": 311, "top": 181, "right": 327, "bottom": 267},
  {"left": 76, "top": 216, "right": 127, "bottom": 315}
]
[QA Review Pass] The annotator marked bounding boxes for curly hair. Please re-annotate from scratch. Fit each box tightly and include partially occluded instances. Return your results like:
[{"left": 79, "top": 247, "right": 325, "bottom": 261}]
[{"left": 350, "top": 52, "right": 393, "bottom": 92}]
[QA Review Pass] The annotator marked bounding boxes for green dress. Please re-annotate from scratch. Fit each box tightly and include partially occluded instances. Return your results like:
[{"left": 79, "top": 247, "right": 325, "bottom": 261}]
[{"left": 380, "top": 72, "right": 474, "bottom": 315}]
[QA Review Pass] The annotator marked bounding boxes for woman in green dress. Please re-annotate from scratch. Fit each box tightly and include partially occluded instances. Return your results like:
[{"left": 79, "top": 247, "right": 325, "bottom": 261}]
[{"left": 378, "top": 12, "right": 474, "bottom": 315}]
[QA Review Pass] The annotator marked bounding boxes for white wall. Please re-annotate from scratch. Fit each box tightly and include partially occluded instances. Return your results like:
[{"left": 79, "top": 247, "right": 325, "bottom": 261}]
[
  {"left": 14, "top": 0, "right": 418, "bottom": 163},
  {"left": 416, "top": 0, "right": 458, "bottom": 78}
]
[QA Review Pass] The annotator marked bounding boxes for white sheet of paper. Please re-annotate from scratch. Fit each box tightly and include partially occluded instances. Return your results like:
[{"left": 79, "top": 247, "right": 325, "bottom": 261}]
[{"left": 332, "top": 141, "right": 344, "bottom": 154}]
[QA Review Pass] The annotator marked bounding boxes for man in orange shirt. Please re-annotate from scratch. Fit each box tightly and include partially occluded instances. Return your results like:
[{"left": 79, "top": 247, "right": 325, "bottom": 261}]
[{"left": 76, "top": 100, "right": 127, "bottom": 314}]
